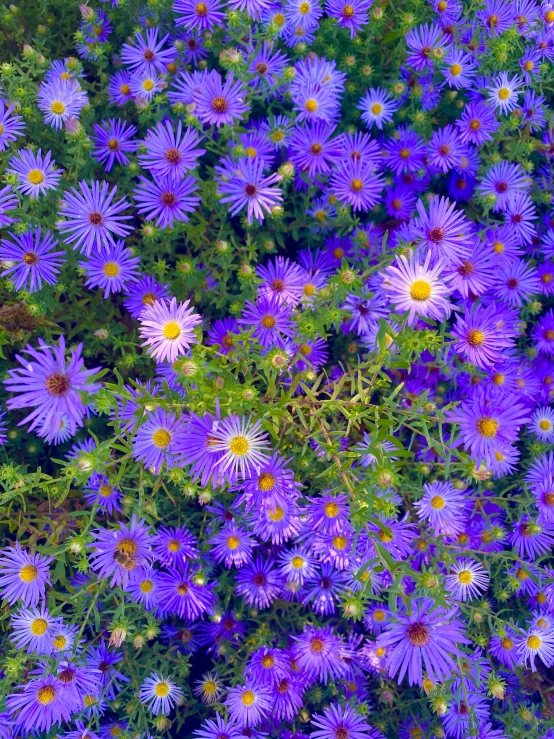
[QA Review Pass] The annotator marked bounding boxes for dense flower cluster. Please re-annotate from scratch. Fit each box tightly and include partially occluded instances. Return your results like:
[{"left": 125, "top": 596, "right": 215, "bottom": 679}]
[{"left": 2, "top": 0, "right": 554, "bottom": 737}]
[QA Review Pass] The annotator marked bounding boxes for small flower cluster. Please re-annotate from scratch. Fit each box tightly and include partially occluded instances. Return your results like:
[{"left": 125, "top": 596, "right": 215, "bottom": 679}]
[{"left": 3, "top": 0, "right": 554, "bottom": 738}]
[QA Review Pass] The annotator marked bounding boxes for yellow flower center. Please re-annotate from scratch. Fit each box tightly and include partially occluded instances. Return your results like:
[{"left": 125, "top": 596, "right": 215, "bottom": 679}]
[
  {"left": 229, "top": 435, "right": 249, "bottom": 456},
  {"left": 103, "top": 261, "right": 120, "bottom": 277},
  {"left": 37, "top": 685, "right": 57, "bottom": 705},
  {"left": 258, "top": 472, "right": 276, "bottom": 491},
  {"left": 31, "top": 618, "right": 48, "bottom": 636},
  {"left": 497, "top": 88, "right": 510, "bottom": 100},
  {"left": 527, "top": 635, "right": 541, "bottom": 649},
  {"left": 204, "top": 680, "right": 217, "bottom": 694},
  {"left": 324, "top": 501, "right": 339, "bottom": 517},
  {"left": 546, "top": 9, "right": 554, "bottom": 21},
  {"left": 143, "top": 79, "right": 155, "bottom": 91},
  {"left": 540, "top": 419, "right": 552, "bottom": 431},
  {"left": 410, "top": 280, "right": 431, "bottom": 301},
  {"left": 261, "top": 315, "right": 276, "bottom": 329},
  {"left": 168, "top": 539, "right": 180, "bottom": 552},
  {"left": 501, "top": 637, "right": 513, "bottom": 649},
  {"left": 374, "top": 609, "right": 385, "bottom": 621},
  {"left": 51, "top": 101, "right": 65, "bottom": 114},
  {"left": 342, "top": 4, "right": 355, "bottom": 16},
  {"left": 163, "top": 321, "right": 181, "bottom": 340},
  {"left": 20, "top": 564, "right": 38, "bottom": 583},
  {"left": 120, "top": 84, "right": 131, "bottom": 95},
  {"left": 450, "top": 63, "right": 462, "bottom": 76},
  {"left": 269, "top": 506, "right": 284, "bottom": 521},
  {"left": 431, "top": 495, "right": 445, "bottom": 509},
  {"left": 99, "top": 484, "right": 112, "bottom": 497},
  {"left": 241, "top": 690, "right": 256, "bottom": 706},
  {"left": 467, "top": 329, "right": 485, "bottom": 346},
  {"left": 291, "top": 555, "right": 305, "bottom": 569},
  {"left": 152, "top": 428, "right": 171, "bottom": 448},
  {"left": 28, "top": 169, "right": 45, "bottom": 185},
  {"left": 305, "top": 99, "right": 318, "bottom": 112},
  {"left": 370, "top": 102, "right": 383, "bottom": 115},
  {"left": 524, "top": 60, "right": 534, "bottom": 71},
  {"left": 332, "top": 535, "right": 347, "bottom": 550},
  {"left": 492, "top": 372, "right": 504, "bottom": 386},
  {"left": 53, "top": 634, "right": 67, "bottom": 649},
  {"left": 476, "top": 416, "right": 499, "bottom": 438},
  {"left": 154, "top": 682, "right": 170, "bottom": 697},
  {"left": 261, "top": 654, "right": 275, "bottom": 668},
  {"left": 140, "top": 579, "right": 153, "bottom": 592},
  {"left": 351, "top": 178, "right": 364, "bottom": 192},
  {"left": 457, "top": 570, "right": 473, "bottom": 584},
  {"left": 227, "top": 535, "right": 240, "bottom": 550}
]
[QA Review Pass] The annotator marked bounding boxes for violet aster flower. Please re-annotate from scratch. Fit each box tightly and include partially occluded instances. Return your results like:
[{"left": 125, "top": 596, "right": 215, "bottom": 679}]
[
  {"left": 83, "top": 473, "right": 122, "bottom": 514},
  {"left": 383, "top": 126, "right": 426, "bottom": 174},
  {"left": 330, "top": 159, "right": 384, "bottom": 211},
  {"left": 517, "top": 627, "right": 554, "bottom": 671},
  {"left": 129, "top": 70, "right": 165, "bottom": 100},
  {"left": 79, "top": 240, "right": 141, "bottom": 298},
  {"left": 446, "top": 390, "right": 530, "bottom": 467},
  {"left": 0, "top": 183, "right": 19, "bottom": 227},
  {"left": 132, "top": 408, "right": 187, "bottom": 473},
  {"left": 37, "top": 79, "right": 88, "bottom": 129},
  {"left": 86, "top": 640, "right": 130, "bottom": 700},
  {"left": 9, "top": 605, "right": 58, "bottom": 655},
  {"left": 209, "top": 522, "right": 257, "bottom": 568},
  {"left": 358, "top": 87, "right": 399, "bottom": 129},
  {"left": 509, "top": 516, "right": 554, "bottom": 559},
  {"left": 193, "top": 716, "right": 240, "bottom": 739},
  {"left": 7, "top": 148, "right": 62, "bottom": 198},
  {"left": 325, "top": 0, "right": 372, "bottom": 37},
  {"left": 235, "top": 556, "right": 282, "bottom": 608},
  {"left": 225, "top": 684, "right": 272, "bottom": 727},
  {"left": 218, "top": 158, "right": 283, "bottom": 224},
  {"left": 121, "top": 28, "right": 175, "bottom": 74},
  {"left": 376, "top": 597, "right": 470, "bottom": 685},
  {"left": 451, "top": 302, "right": 515, "bottom": 369},
  {"left": 456, "top": 101, "right": 499, "bottom": 145},
  {"left": 477, "top": 161, "right": 530, "bottom": 211},
  {"left": 139, "top": 297, "right": 202, "bottom": 363},
  {"left": 157, "top": 565, "right": 216, "bottom": 619},
  {"left": 405, "top": 23, "right": 447, "bottom": 71},
  {"left": 311, "top": 704, "right": 378, "bottom": 739},
  {"left": 0, "top": 227, "right": 65, "bottom": 293},
  {"left": 152, "top": 525, "right": 198, "bottom": 568},
  {"left": 6, "top": 676, "right": 72, "bottom": 733},
  {"left": 292, "top": 624, "right": 349, "bottom": 684},
  {"left": 257, "top": 256, "right": 305, "bottom": 306},
  {"left": 493, "top": 258, "right": 540, "bottom": 306},
  {"left": 426, "top": 125, "right": 463, "bottom": 173},
  {"left": 3, "top": 336, "right": 100, "bottom": 436},
  {"left": 487, "top": 72, "right": 524, "bottom": 112},
  {"left": 89, "top": 515, "right": 152, "bottom": 588},
  {"left": 208, "top": 414, "right": 270, "bottom": 480},
  {"left": 445, "top": 559, "right": 490, "bottom": 601},
  {"left": 0, "top": 542, "right": 53, "bottom": 606},
  {"left": 174, "top": 0, "right": 226, "bottom": 32},
  {"left": 207, "top": 316, "right": 240, "bottom": 354},
  {"left": 91, "top": 118, "right": 139, "bottom": 172},
  {"left": 123, "top": 274, "right": 172, "bottom": 318},
  {"left": 239, "top": 295, "right": 295, "bottom": 346},
  {"left": 139, "top": 673, "right": 183, "bottom": 715},
  {"left": 134, "top": 174, "right": 200, "bottom": 228},
  {"left": 248, "top": 41, "right": 288, "bottom": 89},
  {"left": 476, "top": 0, "right": 514, "bottom": 36},
  {"left": 412, "top": 196, "right": 473, "bottom": 265},
  {"left": 139, "top": 120, "right": 205, "bottom": 180},
  {"left": 0, "top": 99, "right": 25, "bottom": 150},
  {"left": 57, "top": 180, "right": 133, "bottom": 255},
  {"left": 289, "top": 121, "right": 341, "bottom": 178},
  {"left": 194, "top": 70, "right": 249, "bottom": 127},
  {"left": 108, "top": 70, "right": 133, "bottom": 106},
  {"left": 414, "top": 481, "right": 466, "bottom": 536},
  {"left": 383, "top": 250, "right": 451, "bottom": 325}
]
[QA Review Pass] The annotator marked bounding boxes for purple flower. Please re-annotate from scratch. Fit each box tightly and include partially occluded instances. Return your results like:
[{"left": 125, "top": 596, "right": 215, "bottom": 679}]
[
  {"left": 209, "top": 522, "right": 257, "bottom": 568},
  {"left": 218, "top": 158, "right": 282, "bottom": 224},
  {"left": 207, "top": 414, "right": 270, "bottom": 480},
  {"left": 412, "top": 196, "right": 473, "bottom": 265},
  {"left": 89, "top": 515, "right": 152, "bottom": 588},
  {"left": 157, "top": 565, "right": 216, "bottom": 619},
  {"left": 517, "top": 627, "right": 554, "bottom": 671},
  {"left": 452, "top": 302, "right": 515, "bottom": 369},
  {"left": 289, "top": 122, "right": 341, "bottom": 178},
  {"left": 139, "top": 120, "right": 205, "bottom": 181},
  {"left": 7, "top": 148, "right": 62, "bottom": 198},
  {"left": 108, "top": 70, "right": 133, "bottom": 106},
  {"left": 0, "top": 227, "right": 65, "bottom": 293},
  {"left": 3, "top": 336, "right": 100, "bottom": 437},
  {"left": 83, "top": 473, "right": 122, "bottom": 514},
  {"left": 0, "top": 543, "right": 53, "bottom": 606},
  {"left": 406, "top": 23, "right": 448, "bottom": 70},
  {"left": 57, "top": 180, "right": 133, "bottom": 255},
  {"left": 383, "top": 251, "right": 452, "bottom": 325},
  {"left": 6, "top": 676, "right": 72, "bottom": 733},
  {"left": 477, "top": 0, "right": 514, "bottom": 36},
  {"left": 330, "top": 159, "right": 384, "bottom": 211},
  {"left": 445, "top": 559, "right": 490, "bottom": 601},
  {"left": 207, "top": 317, "right": 240, "bottom": 354},
  {"left": 79, "top": 239, "right": 140, "bottom": 297},
  {"left": 358, "top": 87, "right": 399, "bottom": 129},
  {"left": 0, "top": 99, "right": 25, "bottom": 150},
  {"left": 37, "top": 79, "right": 88, "bottom": 129},
  {"left": 134, "top": 174, "right": 200, "bottom": 228},
  {"left": 194, "top": 70, "right": 249, "bottom": 127},
  {"left": 91, "top": 119, "right": 139, "bottom": 172},
  {"left": 152, "top": 525, "right": 198, "bottom": 568},
  {"left": 121, "top": 28, "right": 175, "bottom": 74},
  {"left": 292, "top": 624, "right": 349, "bottom": 684},
  {"left": 235, "top": 556, "right": 283, "bottom": 608},
  {"left": 123, "top": 275, "right": 172, "bottom": 318},
  {"left": 174, "top": 0, "right": 226, "bottom": 32},
  {"left": 446, "top": 390, "right": 530, "bottom": 467},
  {"left": 325, "top": 0, "right": 372, "bottom": 36},
  {"left": 509, "top": 516, "right": 554, "bottom": 559},
  {"left": 132, "top": 408, "right": 187, "bottom": 473},
  {"left": 376, "top": 597, "right": 470, "bottom": 685},
  {"left": 0, "top": 183, "right": 19, "bottom": 227},
  {"left": 238, "top": 295, "right": 295, "bottom": 346},
  {"left": 225, "top": 684, "right": 272, "bottom": 727},
  {"left": 139, "top": 673, "right": 183, "bottom": 715},
  {"left": 311, "top": 704, "right": 379, "bottom": 739},
  {"left": 456, "top": 101, "right": 500, "bottom": 145},
  {"left": 139, "top": 297, "right": 201, "bottom": 363}
]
